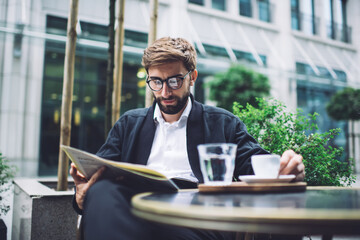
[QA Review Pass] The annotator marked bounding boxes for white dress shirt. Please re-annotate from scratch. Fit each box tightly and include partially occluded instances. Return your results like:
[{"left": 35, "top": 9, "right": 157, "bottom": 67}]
[{"left": 147, "top": 98, "right": 198, "bottom": 182}]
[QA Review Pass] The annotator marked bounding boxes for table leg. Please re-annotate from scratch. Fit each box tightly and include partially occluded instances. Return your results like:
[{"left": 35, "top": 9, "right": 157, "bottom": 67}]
[{"left": 322, "top": 235, "right": 333, "bottom": 240}]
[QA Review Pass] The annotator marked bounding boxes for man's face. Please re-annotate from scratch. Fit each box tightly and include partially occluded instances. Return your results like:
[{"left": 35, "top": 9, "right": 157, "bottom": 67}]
[{"left": 147, "top": 61, "right": 196, "bottom": 116}]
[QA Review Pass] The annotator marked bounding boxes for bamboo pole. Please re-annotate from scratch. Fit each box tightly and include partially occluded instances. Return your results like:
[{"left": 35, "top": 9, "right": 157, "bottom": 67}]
[
  {"left": 145, "top": 0, "right": 158, "bottom": 107},
  {"left": 112, "top": 0, "right": 125, "bottom": 125},
  {"left": 57, "top": 0, "right": 79, "bottom": 191},
  {"left": 351, "top": 120, "right": 356, "bottom": 162},
  {"left": 105, "top": 0, "right": 116, "bottom": 139}
]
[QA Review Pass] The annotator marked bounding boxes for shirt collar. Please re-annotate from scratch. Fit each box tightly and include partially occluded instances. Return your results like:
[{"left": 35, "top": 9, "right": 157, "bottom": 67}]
[{"left": 153, "top": 97, "right": 192, "bottom": 125}]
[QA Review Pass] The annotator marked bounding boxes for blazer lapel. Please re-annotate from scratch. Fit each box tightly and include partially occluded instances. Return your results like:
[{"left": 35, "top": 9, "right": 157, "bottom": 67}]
[
  {"left": 187, "top": 97, "right": 205, "bottom": 183},
  {"left": 134, "top": 104, "right": 156, "bottom": 165}
]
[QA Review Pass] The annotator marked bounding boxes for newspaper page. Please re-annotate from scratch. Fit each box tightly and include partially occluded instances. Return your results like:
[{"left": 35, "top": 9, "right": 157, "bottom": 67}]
[{"left": 61, "top": 145, "right": 180, "bottom": 191}]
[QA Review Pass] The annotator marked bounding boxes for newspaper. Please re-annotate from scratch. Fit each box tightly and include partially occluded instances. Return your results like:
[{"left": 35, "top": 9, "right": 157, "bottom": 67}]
[{"left": 61, "top": 145, "right": 197, "bottom": 191}]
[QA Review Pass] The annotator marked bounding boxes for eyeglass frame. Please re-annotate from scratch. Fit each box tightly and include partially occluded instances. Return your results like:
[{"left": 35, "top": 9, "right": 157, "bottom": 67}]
[{"left": 146, "top": 70, "right": 192, "bottom": 91}]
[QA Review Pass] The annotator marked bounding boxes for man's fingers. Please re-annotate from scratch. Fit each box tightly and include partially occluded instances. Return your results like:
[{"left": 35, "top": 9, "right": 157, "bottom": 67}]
[
  {"left": 279, "top": 150, "right": 305, "bottom": 182},
  {"left": 294, "top": 163, "right": 305, "bottom": 181},
  {"left": 280, "top": 154, "right": 302, "bottom": 175},
  {"left": 279, "top": 150, "right": 295, "bottom": 172},
  {"left": 70, "top": 163, "right": 87, "bottom": 183},
  {"left": 87, "top": 166, "right": 106, "bottom": 186},
  {"left": 70, "top": 163, "right": 87, "bottom": 184},
  {"left": 70, "top": 164, "right": 106, "bottom": 211},
  {"left": 69, "top": 163, "right": 76, "bottom": 174},
  {"left": 297, "top": 162, "right": 305, "bottom": 173}
]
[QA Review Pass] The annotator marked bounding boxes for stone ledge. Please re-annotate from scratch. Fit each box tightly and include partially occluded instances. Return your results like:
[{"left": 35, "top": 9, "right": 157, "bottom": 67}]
[{"left": 12, "top": 178, "right": 77, "bottom": 240}]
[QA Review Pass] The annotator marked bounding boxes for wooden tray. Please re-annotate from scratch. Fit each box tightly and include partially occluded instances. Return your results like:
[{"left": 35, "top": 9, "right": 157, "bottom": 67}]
[{"left": 198, "top": 182, "right": 307, "bottom": 193}]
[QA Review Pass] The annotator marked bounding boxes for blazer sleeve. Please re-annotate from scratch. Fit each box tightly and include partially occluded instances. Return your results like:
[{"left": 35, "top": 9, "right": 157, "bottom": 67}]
[
  {"left": 232, "top": 118, "right": 269, "bottom": 178},
  {"left": 96, "top": 118, "right": 125, "bottom": 161}
]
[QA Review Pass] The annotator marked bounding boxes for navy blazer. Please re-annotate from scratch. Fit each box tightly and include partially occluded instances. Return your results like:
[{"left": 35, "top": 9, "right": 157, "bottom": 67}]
[{"left": 97, "top": 95, "right": 268, "bottom": 183}]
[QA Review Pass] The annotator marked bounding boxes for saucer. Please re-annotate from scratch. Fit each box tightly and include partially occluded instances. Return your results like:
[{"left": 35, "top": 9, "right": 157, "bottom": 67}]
[{"left": 239, "top": 175, "right": 296, "bottom": 183}]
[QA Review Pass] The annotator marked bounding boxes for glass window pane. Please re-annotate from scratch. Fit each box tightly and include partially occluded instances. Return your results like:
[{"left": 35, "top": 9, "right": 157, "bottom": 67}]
[
  {"left": 233, "top": 49, "right": 267, "bottom": 66},
  {"left": 212, "top": 0, "right": 225, "bottom": 11},
  {"left": 335, "top": 0, "right": 343, "bottom": 25},
  {"left": 291, "top": 0, "right": 300, "bottom": 30},
  {"left": 296, "top": 83, "right": 348, "bottom": 160},
  {"left": 296, "top": 62, "right": 347, "bottom": 82},
  {"left": 324, "top": 0, "right": 335, "bottom": 39},
  {"left": 124, "top": 30, "right": 148, "bottom": 48},
  {"left": 335, "top": 0, "right": 349, "bottom": 42},
  {"left": 80, "top": 21, "right": 108, "bottom": 42},
  {"left": 258, "top": 0, "right": 270, "bottom": 22},
  {"left": 189, "top": 0, "right": 204, "bottom": 6},
  {"left": 301, "top": 0, "right": 316, "bottom": 34},
  {"left": 46, "top": 15, "right": 67, "bottom": 35},
  {"left": 240, "top": 0, "right": 252, "bottom": 17},
  {"left": 203, "top": 44, "right": 228, "bottom": 58}
]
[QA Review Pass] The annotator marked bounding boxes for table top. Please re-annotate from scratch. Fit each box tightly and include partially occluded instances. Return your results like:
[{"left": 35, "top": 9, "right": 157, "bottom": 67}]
[{"left": 131, "top": 187, "right": 360, "bottom": 235}]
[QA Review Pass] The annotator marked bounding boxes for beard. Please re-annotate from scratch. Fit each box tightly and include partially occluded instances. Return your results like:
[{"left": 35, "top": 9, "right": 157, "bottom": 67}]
[{"left": 154, "top": 90, "right": 190, "bottom": 115}]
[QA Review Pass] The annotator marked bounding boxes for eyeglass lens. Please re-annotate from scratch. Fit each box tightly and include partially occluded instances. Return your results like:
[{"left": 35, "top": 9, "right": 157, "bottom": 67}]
[
  {"left": 147, "top": 71, "right": 191, "bottom": 91},
  {"left": 148, "top": 77, "right": 181, "bottom": 91}
]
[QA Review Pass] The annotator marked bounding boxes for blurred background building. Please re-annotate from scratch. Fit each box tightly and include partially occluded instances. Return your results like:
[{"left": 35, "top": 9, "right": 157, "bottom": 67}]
[{"left": 0, "top": 0, "right": 359, "bottom": 177}]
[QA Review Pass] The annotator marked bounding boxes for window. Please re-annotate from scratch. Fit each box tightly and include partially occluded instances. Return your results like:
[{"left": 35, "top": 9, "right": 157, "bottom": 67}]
[
  {"left": 333, "top": 69, "right": 347, "bottom": 82},
  {"left": 39, "top": 40, "right": 108, "bottom": 175},
  {"left": 258, "top": 0, "right": 270, "bottom": 22},
  {"left": 200, "top": 43, "right": 267, "bottom": 65},
  {"left": 335, "top": 0, "right": 350, "bottom": 42},
  {"left": 212, "top": 0, "right": 225, "bottom": 11},
  {"left": 292, "top": 0, "right": 317, "bottom": 35},
  {"left": 325, "top": 0, "right": 351, "bottom": 42},
  {"left": 80, "top": 21, "right": 108, "bottom": 42},
  {"left": 203, "top": 44, "right": 229, "bottom": 58},
  {"left": 39, "top": 16, "right": 145, "bottom": 175},
  {"left": 291, "top": 0, "right": 301, "bottom": 30},
  {"left": 296, "top": 83, "right": 348, "bottom": 161},
  {"left": 233, "top": 49, "right": 267, "bottom": 65},
  {"left": 189, "top": 0, "right": 204, "bottom": 6},
  {"left": 296, "top": 62, "right": 348, "bottom": 161},
  {"left": 124, "top": 30, "right": 148, "bottom": 49},
  {"left": 296, "top": 62, "right": 346, "bottom": 82},
  {"left": 13, "top": 24, "right": 24, "bottom": 57},
  {"left": 240, "top": 0, "right": 252, "bottom": 17},
  {"left": 324, "top": 0, "right": 335, "bottom": 39},
  {"left": 302, "top": 0, "right": 316, "bottom": 34}
]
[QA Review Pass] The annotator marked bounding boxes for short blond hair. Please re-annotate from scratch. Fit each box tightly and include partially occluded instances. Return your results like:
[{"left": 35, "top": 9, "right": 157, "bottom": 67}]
[{"left": 141, "top": 37, "right": 197, "bottom": 72}]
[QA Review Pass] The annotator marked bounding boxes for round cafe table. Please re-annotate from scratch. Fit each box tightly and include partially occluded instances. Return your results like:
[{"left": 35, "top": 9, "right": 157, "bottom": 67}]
[{"left": 131, "top": 186, "right": 360, "bottom": 239}]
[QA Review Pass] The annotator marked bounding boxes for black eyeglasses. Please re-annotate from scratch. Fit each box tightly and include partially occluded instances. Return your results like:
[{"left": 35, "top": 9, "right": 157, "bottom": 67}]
[{"left": 146, "top": 71, "right": 192, "bottom": 91}]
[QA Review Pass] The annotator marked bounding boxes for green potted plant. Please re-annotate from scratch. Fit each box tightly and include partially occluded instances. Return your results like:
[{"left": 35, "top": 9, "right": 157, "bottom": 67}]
[
  {"left": 326, "top": 87, "right": 360, "bottom": 172},
  {"left": 207, "top": 64, "right": 270, "bottom": 112},
  {"left": 233, "top": 98, "right": 355, "bottom": 186},
  {"left": 0, "top": 152, "right": 16, "bottom": 239}
]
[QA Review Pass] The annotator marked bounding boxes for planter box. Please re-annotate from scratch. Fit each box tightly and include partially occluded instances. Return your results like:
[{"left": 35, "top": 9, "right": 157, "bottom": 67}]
[
  {"left": 0, "top": 219, "right": 7, "bottom": 240},
  {"left": 12, "top": 178, "right": 78, "bottom": 240}
]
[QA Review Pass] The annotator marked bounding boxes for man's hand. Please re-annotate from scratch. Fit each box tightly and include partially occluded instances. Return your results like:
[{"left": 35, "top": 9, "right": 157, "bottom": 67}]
[
  {"left": 279, "top": 150, "right": 305, "bottom": 181},
  {"left": 70, "top": 163, "right": 106, "bottom": 210}
]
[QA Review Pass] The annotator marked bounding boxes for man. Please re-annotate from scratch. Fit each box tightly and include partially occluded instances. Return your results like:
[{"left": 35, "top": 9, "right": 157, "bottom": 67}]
[{"left": 70, "top": 37, "right": 305, "bottom": 240}]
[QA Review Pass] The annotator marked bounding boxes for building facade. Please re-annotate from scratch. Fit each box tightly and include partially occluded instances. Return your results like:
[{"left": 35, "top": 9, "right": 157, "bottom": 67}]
[{"left": 0, "top": 0, "right": 359, "bottom": 177}]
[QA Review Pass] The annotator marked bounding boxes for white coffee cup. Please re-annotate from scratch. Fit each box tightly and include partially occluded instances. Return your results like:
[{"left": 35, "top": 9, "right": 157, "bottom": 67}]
[{"left": 251, "top": 154, "right": 281, "bottom": 178}]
